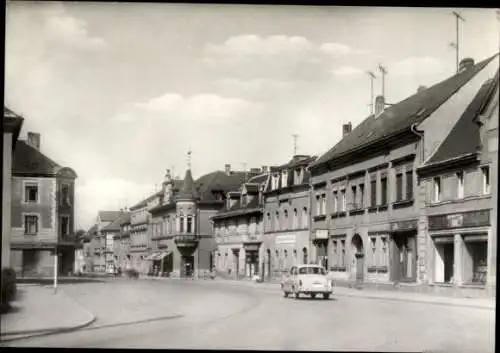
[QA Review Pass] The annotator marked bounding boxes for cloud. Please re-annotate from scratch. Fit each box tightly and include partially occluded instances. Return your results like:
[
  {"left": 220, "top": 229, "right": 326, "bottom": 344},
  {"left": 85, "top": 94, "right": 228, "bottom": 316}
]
[
  {"left": 213, "top": 78, "right": 295, "bottom": 99},
  {"left": 76, "top": 178, "right": 156, "bottom": 229},
  {"left": 390, "top": 56, "right": 446, "bottom": 76},
  {"left": 330, "top": 66, "right": 365, "bottom": 76},
  {"left": 206, "top": 34, "right": 314, "bottom": 56},
  {"left": 319, "top": 42, "right": 354, "bottom": 56}
]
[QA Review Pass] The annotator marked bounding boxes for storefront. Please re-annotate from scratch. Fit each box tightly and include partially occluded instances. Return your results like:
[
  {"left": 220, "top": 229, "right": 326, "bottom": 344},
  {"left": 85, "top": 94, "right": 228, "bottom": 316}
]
[{"left": 429, "top": 210, "right": 490, "bottom": 286}]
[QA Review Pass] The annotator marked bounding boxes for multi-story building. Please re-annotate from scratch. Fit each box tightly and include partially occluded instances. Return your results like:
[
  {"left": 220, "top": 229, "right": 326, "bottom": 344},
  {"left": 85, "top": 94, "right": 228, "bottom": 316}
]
[
  {"left": 88, "top": 211, "right": 121, "bottom": 272},
  {"left": 308, "top": 55, "right": 499, "bottom": 288},
  {"left": 2, "top": 107, "right": 23, "bottom": 269},
  {"left": 112, "top": 210, "right": 131, "bottom": 271},
  {"left": 148, "top": 162, "right": 258, "bottom": 278},
  {"left": 262, "top": 155, "right": 316, "bottom": 281},
  {"left": 211, "top": 170, "right": 268, "bottom": 280},
  {"left": 83, "top": 224, "right": 96, "bottom": 273},
  {"left": 101, "top": 213, "right": 123, "bottom": 272},
  {"left": 10, "top": 130, "right": 79, "bottom": 276},
  {"left": 417, "top": 69, "right": 498, "bottom": 296}
]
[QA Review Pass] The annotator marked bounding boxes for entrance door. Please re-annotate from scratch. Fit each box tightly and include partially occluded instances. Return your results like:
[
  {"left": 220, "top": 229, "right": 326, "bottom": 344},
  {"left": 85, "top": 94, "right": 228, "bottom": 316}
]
[
  {"left": 355, "top": 253, "right": 364, "bottom": 283},
  {"left": 22, "top": 249, "right": 37, "bottom": 276},
  {"left": 393, "top": 233, "right": 416, "bottom": 282},
  {"left": 443, "top": 243, "right": 454, "bottom": 283},
  {"left": 181, "top": 255, "right": 195, "bottom": 278}
]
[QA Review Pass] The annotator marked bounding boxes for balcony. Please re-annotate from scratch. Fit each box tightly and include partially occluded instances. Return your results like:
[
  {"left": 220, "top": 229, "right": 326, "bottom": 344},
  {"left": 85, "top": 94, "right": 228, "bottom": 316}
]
[{"left": 174, "top": 234, "right": 199, "bottom": 248}]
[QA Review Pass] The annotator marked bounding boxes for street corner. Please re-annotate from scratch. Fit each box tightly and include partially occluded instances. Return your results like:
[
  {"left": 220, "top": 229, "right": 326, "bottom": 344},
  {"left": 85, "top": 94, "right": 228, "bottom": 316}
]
[{"left": 1, "top": 285, "right": 96, "bottom": 342}]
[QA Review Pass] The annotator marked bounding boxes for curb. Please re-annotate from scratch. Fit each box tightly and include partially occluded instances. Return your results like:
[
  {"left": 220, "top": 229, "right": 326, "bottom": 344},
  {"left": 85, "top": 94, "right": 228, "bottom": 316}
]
[{"left": 1, "top": 288, "right": 97, "bottom": 342}]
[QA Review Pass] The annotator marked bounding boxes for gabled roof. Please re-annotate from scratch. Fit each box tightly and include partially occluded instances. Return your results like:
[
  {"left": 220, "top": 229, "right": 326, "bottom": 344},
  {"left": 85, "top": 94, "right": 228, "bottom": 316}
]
[
  {"left": 129, "top": 179, "right": 183, "bottom": 211},
  {"left": 102, "top": 212, "right": 130, "bottom": 232},
  {"left": 310, "top": 54, "right": 499, "bottom": 170},
  {"left": 12, "top": 140, "right": 63, "bottom": 176},
  {"left": 98, "top": 211, "right": 122, "bottom": 223},
  {"left": 423, "top": 71, "right": 499, "bottom": 167},
  {"left": 195, "top": 170, "right": 257, "bottom": 202}
]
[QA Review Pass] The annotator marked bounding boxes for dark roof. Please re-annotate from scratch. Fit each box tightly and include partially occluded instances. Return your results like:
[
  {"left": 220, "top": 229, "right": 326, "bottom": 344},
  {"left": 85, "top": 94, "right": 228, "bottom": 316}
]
[
  {"left": 129, "top": 179, "right": 183, "bottom": 211},
  {"left": 211, "top": 194, "right": 262, "bottom": 220},
  {"left": 3, "top": 107, "right": 24, "bottom": 148},
  {"left": 244, "top": 183, "right": 260, "bottom": 193},
  {"left": 424, "top": 72, "right": 499, "bottom": 166},
  {"left": 120, "top": 212, "right": 131, "bottom": 225},
  {"left": 12, "top": 140, "right": 62, "bottom": 176},
  {"left": 310, "top": 54, "right": 499, "bottom": 169},
  {"left": 176, "top": 169, "right": 200, "bottom": 201},
  {"left": 103, "top": 212, "right": 130, "bottom": 232},
  {"left": 195, "top": 170, "right": 256, "bottom": 201},
  {"left": 98, "top": 211, "right": 122, "bottom": 223},
  {"left": 248, "top": 173, "right": 269, "bottom": 184},
  {"left": 264, "top": 155, "right": 316, "bottom": 192}
]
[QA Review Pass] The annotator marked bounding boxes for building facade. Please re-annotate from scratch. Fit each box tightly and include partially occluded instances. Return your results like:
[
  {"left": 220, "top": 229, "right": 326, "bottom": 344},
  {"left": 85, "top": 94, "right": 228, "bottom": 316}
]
[
  {"left": 10, "top": 131, "right": 78, "bottom": 277},
  {"left": 148, "top": 163, "right": 258, "bottom": 278},
  {"left": 2, "top": 107, "right": 23, "bottom": 269},
  {"left": 308, "top": 55, "right": 499, "bottom": 288},
  {"left": 417, "top": 70, "right": 498, "bottom": 295},
  {"left": 88, "top": 211, "right": 121, "bottom": 272},
  {"left": 211, "top": 172, "right": 268, "bottom": 280},
  {"left": 112, "top": 211, "right": 131, "bottom": 271},
  {"left": 262, "top": 155, "right": 316, "bottom": 281}
]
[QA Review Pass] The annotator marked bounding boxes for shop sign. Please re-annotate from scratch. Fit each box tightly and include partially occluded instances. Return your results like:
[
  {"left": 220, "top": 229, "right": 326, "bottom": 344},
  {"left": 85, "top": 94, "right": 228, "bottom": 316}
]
[
  {"left": 314, "top": 229, "right": 328, "bottom": 240},
  {"left": 429, "top": 210, "right": 490, "bottom": 230},
  {"left": 390, "top": 220, "right": 418, "bottom": 232},
  {"left": 276, "top": 234, "right": 296, "bottom": 245}
]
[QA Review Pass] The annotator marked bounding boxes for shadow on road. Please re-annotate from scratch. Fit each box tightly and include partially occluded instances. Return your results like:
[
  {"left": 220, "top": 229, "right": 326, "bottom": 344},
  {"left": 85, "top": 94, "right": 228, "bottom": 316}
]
[{"left": 81, "top": 314, "right": 184, "bottom": 332}]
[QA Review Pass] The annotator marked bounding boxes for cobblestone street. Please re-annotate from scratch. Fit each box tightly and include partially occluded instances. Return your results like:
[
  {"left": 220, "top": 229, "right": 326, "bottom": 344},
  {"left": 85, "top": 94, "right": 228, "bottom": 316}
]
[{"left": 3, "top": 279, "right": 495, "bottom": 352}]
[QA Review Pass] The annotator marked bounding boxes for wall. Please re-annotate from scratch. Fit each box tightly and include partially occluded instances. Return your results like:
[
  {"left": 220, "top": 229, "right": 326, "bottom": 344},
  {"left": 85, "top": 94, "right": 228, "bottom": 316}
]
[
  {"left": 11, "top": 177, "right": 57, "bottom": 244},
  {"left": 2, "top": 132, "right": 13, "bottom": 268}
]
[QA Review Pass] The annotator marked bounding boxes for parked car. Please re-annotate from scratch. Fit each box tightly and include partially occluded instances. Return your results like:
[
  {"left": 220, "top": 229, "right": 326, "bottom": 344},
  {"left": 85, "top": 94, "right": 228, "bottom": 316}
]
[{"left": 281, "top": 264, "right": 334, "bottom": 300}]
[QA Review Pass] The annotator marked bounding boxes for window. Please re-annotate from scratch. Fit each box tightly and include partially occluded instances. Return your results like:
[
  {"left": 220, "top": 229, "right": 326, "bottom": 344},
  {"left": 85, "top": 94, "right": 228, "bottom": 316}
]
[
  {"left": 481, "top": 166, "right": 490, "bottom": 194},
  {"left": 359, "top": 183, "right": 365, "bottom": 208},
  {"left": 332, "top": 240, "right": 338, "bottom": 265},
  {"left": 351, "top": 185, "right": 357, "bottom": 209},
  {"left": 381, "top": 177, "right": 388, "bottom": 205},
  {"left": 321, "top": 194, "right": 326, "bottom": 215},
  {"left": 275, "top": 212, "right": 280, "bottom": 231},
  {"left": 370, "top": 237, "right": 377, "bottom": 266},
  {"left": 456, "top": 171, "right": 464, "bottom": 199},
  {"left": 61, "top": 184, "right": 71, "bottom": 205},
  {"left": 282, "top": 170, "right": 288, "bottom": 188},
  {"left": 60, "top": 215, "right": 70, "bottom": 236},
  {"left": 333, "top": 191, "right": 338, "bottom": 213},
  {"left": 340, "top": 189, "right": 346, "bottom": 212},
  {"left": 267, "top": 212, "right": 271, "bottom": 222},
  {"left": 24, "top": 215, "right": 39, "bottom": 235},
  {"left": 272, "top": 174, "right": 280, "bottom": 190},
  {"left": 179, "top": 216, "right": 184, "bottom": 232},
  {"left": 316, "top": 195, "right": 321, "bottom": 215},
  {"left": 284, "top": 210, "right": 289, "bottom": 229},
  {"left": 396, "top": 173, "right": 403, "bottom": 201},
  {"left": 433, "top": 177, "right": 441, "bottom": 203},
  {"left": 293, "top": 209, "right": 298, "bottom": 229},
  {"left": 370, "top": 180, "right": 377, "bottom": 207},
  {"left": 381, "top": 237, "right": 388, "bottom": 267},
  {"left": 302, "top": 208, "right": 308, "bottom": 228},
  {"left": 187, "top": 217, "right": 193, "bottom": 233},
  {"left": 340, "top": 239, "right": 346, "bottom": 266},
  {"left": 25, "top": 183, "right": 38, "bottom": 203},
  {"left": 294, "top": 168, "right": 303, "bottom": 185}
]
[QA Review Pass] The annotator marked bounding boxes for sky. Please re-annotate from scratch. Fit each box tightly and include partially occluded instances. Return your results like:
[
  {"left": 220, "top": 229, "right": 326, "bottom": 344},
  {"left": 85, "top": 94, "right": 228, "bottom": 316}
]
[{"left": 5, "top": 3, "right": 500, "bottom": 230}]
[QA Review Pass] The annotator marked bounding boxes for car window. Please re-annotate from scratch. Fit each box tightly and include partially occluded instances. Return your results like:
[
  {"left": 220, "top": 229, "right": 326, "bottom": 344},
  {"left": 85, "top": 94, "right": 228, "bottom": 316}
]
[{"left": 298, "top": 267, "right": 326, "bottom": 275}]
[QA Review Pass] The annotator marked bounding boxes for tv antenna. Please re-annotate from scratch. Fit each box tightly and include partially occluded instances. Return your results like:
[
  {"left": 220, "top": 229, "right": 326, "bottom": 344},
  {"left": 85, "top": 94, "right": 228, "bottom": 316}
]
[
  {"left": 367, "top": 71, "right": 376, "bottom": 114},
  {"left": 378, "top": 64, "right": 387, "bottom": 97},
  {"left": 450, "top": 11, "right": 466, "bottom": 73},
  {"left": 292, "top": 134, "right": 299, "bottom": 156}
]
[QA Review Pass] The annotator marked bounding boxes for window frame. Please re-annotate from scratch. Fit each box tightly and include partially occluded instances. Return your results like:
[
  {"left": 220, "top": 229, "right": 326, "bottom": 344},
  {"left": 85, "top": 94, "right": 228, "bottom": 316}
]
[
  {"left": 396, "top": 172, "right": 404, "bottom": 202},
  {"left": 60, "top": 215, "right": 70, "bottom": 236},
  {"left": 456, "top": 171, "right": 464, "bottom": 199},
  {"left": 24, "top": 181, "right": 40, "bottom": 204},
  {"left": 433, "top": 177, "right": 441, "bottom": 203},
  {"left": 23, "top": 213, "right": 40, "bottom": 235},
  {"left": 481, "top": 166, "right": 491, "bottom": 195},
  {"left": 380, "top": 177, "right": 388, "bottom": 205}
]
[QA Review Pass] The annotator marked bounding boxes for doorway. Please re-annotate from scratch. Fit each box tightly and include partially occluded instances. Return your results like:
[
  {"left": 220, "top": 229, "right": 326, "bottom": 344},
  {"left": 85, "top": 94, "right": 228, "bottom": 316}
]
[
  {"left": 392, "top": 232, "right": 417, "bottom": 282},
  {"left": 22, "top": 249, "right": 37, "bottom": 276},
  {"left": 351, "top": 234, "right": 364, "bottom": 284},
  {"left": 315, "top": 240, "right": 328, "bottom": 270},
  {"left": 180, "top": 255, "right": 195, "bottom": 278}
]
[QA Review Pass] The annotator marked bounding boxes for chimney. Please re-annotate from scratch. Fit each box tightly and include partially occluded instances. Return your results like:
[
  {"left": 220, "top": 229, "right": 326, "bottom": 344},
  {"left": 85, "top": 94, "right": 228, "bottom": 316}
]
[
  {"left": 342, "top": 122, "right": 352, "bottom": 138},
  {"left": 375, "top": 95, "right": 385, "bottom": 117},
  {"left": 27, "top": 132, "right": 41, "bottom": 150},
  {"left": 225, "top": 164, "right": 231, "bottom": 175},
  {"left": 458, "top": 58, "right": 474, "bottom": 73},
  {"left": 261, "top": 166, "right": 268, "bottom": 173},
  {"left": 417, "top": 85, "right": 427, "bottom": 93}
]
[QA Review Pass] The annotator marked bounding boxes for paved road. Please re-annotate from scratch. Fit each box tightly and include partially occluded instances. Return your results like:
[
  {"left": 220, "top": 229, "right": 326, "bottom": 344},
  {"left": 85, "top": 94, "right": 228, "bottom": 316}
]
[{"left": 4, "top": 278, "right": 495, "bottom": 352}]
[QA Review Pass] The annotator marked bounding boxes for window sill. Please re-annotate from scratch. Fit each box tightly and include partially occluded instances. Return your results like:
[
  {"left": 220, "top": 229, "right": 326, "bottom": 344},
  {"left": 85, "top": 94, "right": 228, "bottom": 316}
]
[
  {"left": 332, "top": 212, "right": 347, "bottom": 218},
  {"left": 368, "top": 206, "right": 378, "bottom": 213},
  {"left": 313, "top": 215, "right": 326, "bottom": 221},
  {"left": 377, "top": 205, "right": 388, "bottom": 212},
  {"left": 367, "top": 266, "right": 388, "bottom": 273},
  {"left": 429, "top": 194, "right": 491, "bottom": 207},
  {"left": 349, "top": 208, "right": 365, "bottom": 216},
  {"left": 392, "top": 199, "right": 414, "bottom": 209},
  {"left": 24, "top": 233, "right": 38, "bottom": 236}
]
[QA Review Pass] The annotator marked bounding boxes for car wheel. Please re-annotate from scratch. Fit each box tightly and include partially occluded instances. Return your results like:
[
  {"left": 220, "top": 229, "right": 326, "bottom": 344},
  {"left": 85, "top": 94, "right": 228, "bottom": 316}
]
[{"left": 323, "top": 293, "right": 330, "bottom": 300}]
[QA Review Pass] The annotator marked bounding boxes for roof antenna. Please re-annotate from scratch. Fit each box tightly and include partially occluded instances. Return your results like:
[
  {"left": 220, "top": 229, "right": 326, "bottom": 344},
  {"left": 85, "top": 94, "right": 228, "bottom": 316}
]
[
  {"left": 378, "top": 64, "right": 387, "bottom": 98},
  {"left": 367, "top": 71, "right": 376, "bottom": 114},
  {"left": 292, "top": 134, "right": 299, "bottom": 156},
  {"left": 450, "top": 11, "right": 466, "bottom": 73}
]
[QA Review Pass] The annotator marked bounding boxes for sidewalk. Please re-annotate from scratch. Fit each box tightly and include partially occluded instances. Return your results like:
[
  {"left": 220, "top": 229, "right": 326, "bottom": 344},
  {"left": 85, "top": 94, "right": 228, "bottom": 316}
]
[
  {"left": 202, "top": 278, "right": 496, "bottom": 310},
  {"left": 1, "top": 285, "right": 96, "bottom": 342}
]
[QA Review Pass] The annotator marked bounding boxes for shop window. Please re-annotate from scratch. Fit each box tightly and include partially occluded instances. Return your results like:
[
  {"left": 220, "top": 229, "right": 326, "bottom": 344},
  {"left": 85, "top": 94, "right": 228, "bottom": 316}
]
[
  {"left": 433, "top": 177, "right": 441, "bottom": 203},
  {"left": 465, "top": 241, "right": 487, "bottom": 284},
  {"left": 481, "top": 166, "right": 490, "bottom": 194}
]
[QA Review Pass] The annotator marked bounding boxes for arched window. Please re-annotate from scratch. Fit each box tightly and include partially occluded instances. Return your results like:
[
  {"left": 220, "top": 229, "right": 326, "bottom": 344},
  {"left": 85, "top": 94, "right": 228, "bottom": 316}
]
[
  {"left": 302, "top": 207, "right": 308, "bottom": 228},
  {"left": 275, "top": 211, "right": 280, "bottom": 231},
  {"left": 284, "top": 210, "right": 289, "bottom": 229},
  {"left": 293, "top": 208, "right": 298, "bottom": 229}
]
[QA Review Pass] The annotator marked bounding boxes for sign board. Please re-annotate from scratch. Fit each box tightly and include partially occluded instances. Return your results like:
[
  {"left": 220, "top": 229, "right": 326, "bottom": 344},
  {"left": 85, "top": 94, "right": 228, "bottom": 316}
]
[
  {"left": 429, "top": 210, "right": 490, "bottom": 230},
  {"left": 314, "top": 229, "right": 329, "bottom": 240},
  {"left": 390, "top": 220, "right": 418, "bottom": 232},
  {"left": 276, "top": 234, "right": 296, "bottom": 245}
]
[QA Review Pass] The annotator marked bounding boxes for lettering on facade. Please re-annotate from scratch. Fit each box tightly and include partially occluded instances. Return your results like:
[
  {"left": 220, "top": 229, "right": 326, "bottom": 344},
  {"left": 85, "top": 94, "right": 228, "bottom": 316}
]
[
  {"left": 428, "top": 210, "right": 490, "bottom": 230},
  {"left": 390, "top": 220, "right": 418, "bottom": 232},
  {"left": 314, "top": 229, "right": 328, "bottom": 240},
  {"left": 276, "top": 234, "right": 296, "bottom": 245}
]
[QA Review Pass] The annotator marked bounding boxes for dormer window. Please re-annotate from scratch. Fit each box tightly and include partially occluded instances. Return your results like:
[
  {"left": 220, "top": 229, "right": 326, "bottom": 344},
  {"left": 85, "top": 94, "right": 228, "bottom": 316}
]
[
  {"left": 294, "top": 168, "right": 303, "bottom": 185},
  {"left": 282, "top": 170, "right": 288, "bottom": 188},
  {"left": 272, "top": 173, "right": 280, "bottom": 190}
]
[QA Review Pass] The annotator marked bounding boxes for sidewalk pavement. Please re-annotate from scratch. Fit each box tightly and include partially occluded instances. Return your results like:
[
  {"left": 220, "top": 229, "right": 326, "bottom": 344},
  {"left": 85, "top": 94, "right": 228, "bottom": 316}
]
[
  {"left": 1, "top": 284, "right": 96, "bottom": 342},
  {"left": 200, "top": 278, "right": 496, "bottom": 310}
]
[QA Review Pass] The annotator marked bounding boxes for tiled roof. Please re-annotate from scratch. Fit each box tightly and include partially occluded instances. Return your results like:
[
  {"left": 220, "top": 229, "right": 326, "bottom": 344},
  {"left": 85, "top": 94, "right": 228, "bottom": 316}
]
[
  {"left": 265, "top": 155, "right": 316, "bottom": 192},
  {"left": 3, "top": 108, "right": 24, "bottom": 150},
  {"left": 248, "top": 173, "right": 269, "bottom": 184},
  {"left": 424, "top": 72, "right": 499, "bottom": 166},
  {"left": 129, "top": 179, "right": 183, "bottom": 211},
  {"left": 211, "top": 195, "right": 262, "bottom": 220},
  {"left": 4, "top": 107, "right": 19, "bottom": 118},
  {"left": 120, "top": 212, "right": 131, "bottom": 225},
  {"left": 244, "top": 183, "right": 260, "bottom": 193},
  {"left": 195, "top": 170, "right": 257, "bottom": 202},
  {"left": 98, "top": 210, "right": 122, "bottom": 223},
  {"left": 103, "top": 212, "right": 130, "bottom": 232},
  {"left": 310, "top": 54, "right": 499, "bottom": 169},
  {"left": 12, "top": 140, "right": 62, "bottom": 176}
]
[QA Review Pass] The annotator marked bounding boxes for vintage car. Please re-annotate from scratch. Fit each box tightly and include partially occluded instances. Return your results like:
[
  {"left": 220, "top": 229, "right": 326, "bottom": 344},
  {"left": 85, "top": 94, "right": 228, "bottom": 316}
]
[{"left": 280, "top": 264, "right": 334, "bottom": 299}]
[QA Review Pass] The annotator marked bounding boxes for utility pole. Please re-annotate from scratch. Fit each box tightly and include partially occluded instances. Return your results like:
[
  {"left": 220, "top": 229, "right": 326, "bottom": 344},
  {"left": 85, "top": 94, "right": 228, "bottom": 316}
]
[
  {"left": 292, "top": 134, "right": 299, "bottom": 156},
  {"left": 450, "top": 11, "right": 466, "bottom": 73},
  {"left": 367, "top": 71, "right": 376, "bottom": 114},
  {"left": 378, "top": 64, "right": 387, "bottom": 97}
]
